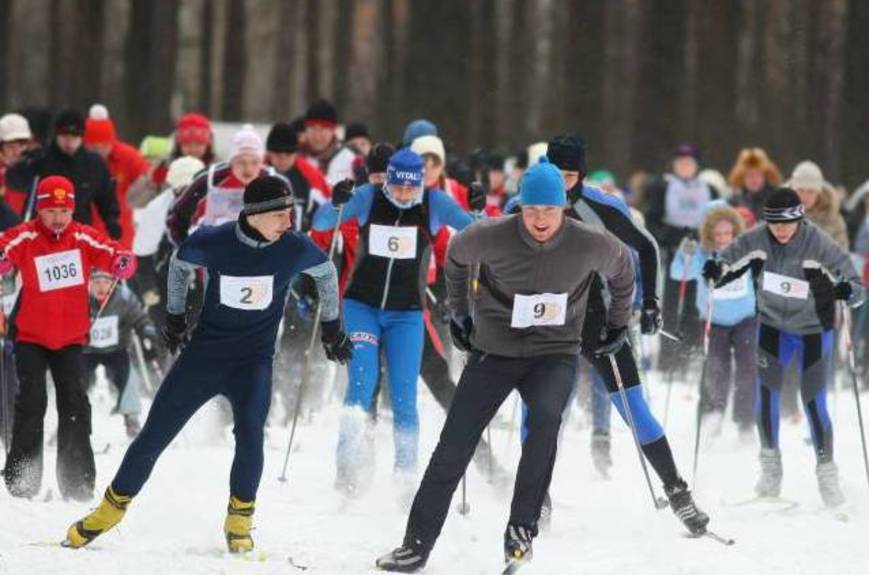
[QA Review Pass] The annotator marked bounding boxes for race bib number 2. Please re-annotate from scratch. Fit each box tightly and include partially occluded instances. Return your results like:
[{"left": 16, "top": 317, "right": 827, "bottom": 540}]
[
  {"left": 511, "top": 293, "right": 568, "bottom": 328},
  {"left": 368, "top": 224, "right": 418, "bottom": 259},
  {"left": 35, "top": 249, "right": 84, "bottom": 292},
  {"left": 220, "top": 275, "right": 274, "bottom": 310}
]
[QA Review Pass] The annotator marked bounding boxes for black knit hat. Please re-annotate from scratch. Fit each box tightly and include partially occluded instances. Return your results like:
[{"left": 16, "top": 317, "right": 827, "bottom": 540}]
[
  {"left": 546, "top": 135, "right": 586, "bottom": 173},
  {"left": 764, "top": 187, "right": 804, "bottom": 222},
  {"left": 266, "top": 122, "right": 298, "bottom": 153},
  {"left": 54, "top": 109, "right": 84, "bottom": 136},
  {"left": 305, "top": 99, "right": 338, "bottom": 126},
  {"left": 243, "top": 175, "right": 294, "bottom": 215},
  {"left": 674, "top": 143, "right": 701, "bottom": 162},
  {"left": 366, "top": 142, "right": 395, "bottom": 175},
  {"left": 345, "top": 122, "right": 370, "bottom": 141}
]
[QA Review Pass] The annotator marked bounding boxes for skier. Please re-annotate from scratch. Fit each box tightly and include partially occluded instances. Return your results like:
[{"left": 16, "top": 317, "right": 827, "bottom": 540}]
[
  {"left": 311, "top": 149, "right": 472, "bottom": 498},
  {"left": 300, "top": 99, "right": 358, "bottom": 186},
  {"left": 84, "top": 270, "right": 163, "bottom": 437},
  {"left": 670, "top": 201, "right": 757, "bottom": 439},
  {"left": 375, "top": 158, "right": 708, "bottom": 572},
  {"left": 65, "top": 175, "right": 352, "bottom": 551},
  {"left": 0, "top": 175, "right": 136, "bottom": 500},
  {"left": 703, "top": 188, "right": 865, "bottom": 506}
]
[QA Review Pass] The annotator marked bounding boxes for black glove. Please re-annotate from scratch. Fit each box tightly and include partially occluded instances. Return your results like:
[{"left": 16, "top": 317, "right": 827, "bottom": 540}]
[
  {"left": 468, "top": 182, "right": 487, "bottom": 213},
  {"left": 834, "top": 281, "right": 853, "bottom": 302},
  {"left": 702, "top": 259, "right": 723, "bottom": 283},
  {"left": 594, "top": 326, "right": 628, "bottom": 356},
  {"left": 140, "top": 332, "right": 164, "bottom": 362},
  {"left": 640, "top": 299, "right": 662, "bottom": 335},
  {"left": 449, "top": 314, "right": 474, "bottom": 352},
  {"left": 321, "top": 319, "right": 353, "bottom": 364},
  {"left": 332, "top": 178, "right": 355, "bottom": 206},
  {"left": 161, "top": 313, "right": 188, "bottom": 355}
]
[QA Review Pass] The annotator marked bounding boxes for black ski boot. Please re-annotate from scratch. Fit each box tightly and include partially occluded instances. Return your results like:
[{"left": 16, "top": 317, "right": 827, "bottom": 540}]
[
  {"left": 376, "top": 537, "right": 429, "bottom": 573},
  {"left": 665, "top": 479, "right": 709, "bottom": 535},
  {"left": 504, "top": 523, "right": 534, "bottom": 564}
]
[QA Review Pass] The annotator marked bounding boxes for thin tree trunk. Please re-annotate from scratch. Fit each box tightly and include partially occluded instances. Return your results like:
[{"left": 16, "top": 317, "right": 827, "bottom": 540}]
[
  {"left": 200, "top": 0, "right": 214, "bottom": 115},
  {"left": 814, "top": 0, "right": 848, "bottom": 178},
  {"left": 524, "top": 0, "right": 554, "bottom": 139},
  {"left": 734, "top": 0, "right": 760, "bottom": 141},
  {"left": 681, "top": 0, "right": 702, "bottom": 142},
  {"left": 0, "top": 0, "right": 11, "bottom": 110},
  {"left": 493, "top": 0, "right": 513, "bottom": 147},
  {"left": 317, "top": 0, "right": 337, "bottom": 100},
  {"left": 347, "top": 0, "right": 382, "bottom": 122},
  {"left": 221, "top": 0, "right": 246, "bottom": 120},
  {"left": 762, "top": 0, "right": 791, "bottom": 165}
]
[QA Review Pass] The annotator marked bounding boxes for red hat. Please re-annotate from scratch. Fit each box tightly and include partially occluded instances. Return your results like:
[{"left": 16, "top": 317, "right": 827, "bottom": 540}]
[
  {"left": 36, "top": 176, "right": 76, "bottom": 211},
  {"left": 83, "top": 104, "right": 116, "bottom": 146},
  {"left": 176, "top": 113, "right": 212, "bottom": 146}
]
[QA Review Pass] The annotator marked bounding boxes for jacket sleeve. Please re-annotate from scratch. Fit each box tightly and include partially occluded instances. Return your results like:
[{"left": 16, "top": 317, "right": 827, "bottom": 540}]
[
  {"left": 809, "top": 226, "right": 865, "bottom": 307},
  {"left": 444, "top": 223, "right": 487, "bottom": 317},
  {"left": 311, "top": 184, "right": 374, "bottom": 231},
  {"left": 92, "top": 160, "right": 122, "bottom": 239},
  {"left": 596, "top": 231, "right": 635, "bottom": 329},
  {"left": 121, "top": 289, "right": 157, "bottom": 339},
  {"left": 166, "top": 172, "right": 209, "bottom": 246},
  {"left": 717, "top": 229, "right": 765, "bottom": 287},
  {"left": 428, "top": 189, "right": 474, "bottom": 233},
  {"left": 0, "top": 223, "right": 34, "bottom": 268},
  {"left": 78, "top": 225, "right": 122, "bottom": 272}
]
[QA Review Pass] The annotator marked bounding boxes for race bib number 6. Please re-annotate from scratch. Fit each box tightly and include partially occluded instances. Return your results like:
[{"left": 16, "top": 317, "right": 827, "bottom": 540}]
[
  {"left": 368, "top": 224, "right": 418, "bottom": 259},
  {"left": 35, "top": 249, "right": 84, "bottom": 292},
  {"left": 220, "top": 275, "right": 275, "bottom": 310},
  {"left": 511, "top": 292, "right": 568, "bottom": 328}
]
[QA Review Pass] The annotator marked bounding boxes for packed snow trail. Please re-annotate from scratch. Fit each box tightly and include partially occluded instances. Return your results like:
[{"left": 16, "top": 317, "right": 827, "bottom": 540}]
[{"left": 2, "top": 371, "right": 869, "bottom": 575}]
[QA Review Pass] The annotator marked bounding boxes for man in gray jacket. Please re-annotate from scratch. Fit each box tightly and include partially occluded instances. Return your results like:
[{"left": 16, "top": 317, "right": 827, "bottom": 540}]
[
  {"left": 704, "top": 188, "right": 865, "bottom": 507},
  {"left": 376, "top": 158, "right": 708, "bottom": 572}
]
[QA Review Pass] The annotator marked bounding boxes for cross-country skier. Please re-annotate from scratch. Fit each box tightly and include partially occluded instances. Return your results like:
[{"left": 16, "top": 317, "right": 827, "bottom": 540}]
[
  {"left": 64, "top": 175, "right": 352, "bottom": 551},
  {"left": 703, "top": 187, "right": 865, "bottom": 507},
  {"left": 311, "top": 149, "right": 472, "bottom": 498},
  {"left": 375, "top": 157, "right": 708, "bottom": 572},
  {"left": 0, "top": 175, "right": 136, "bottom": 500}
]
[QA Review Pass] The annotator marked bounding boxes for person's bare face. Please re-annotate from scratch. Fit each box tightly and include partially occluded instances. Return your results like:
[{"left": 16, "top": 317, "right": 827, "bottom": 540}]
[
  {"left": 85, "top": 143, "right": 112, "bottom": 159},
  {"left": 560, "top": 170, "right": 580, "bottom": 191},
  {"left": 39, "top": 207, "right": 74, "bottom": 234},
  {"left": 768, "top": 221, "right": 799, "bottom": 244},
  {"left": 673, "top": 156, "right": 698, "bottom": 180},
  {"left": 521, "top": 206, "right": 565, "bottom": 243},
  {"left": 348, "top": 137, "right": 372, "bottom": 157},
  {"left": 90, "top": 276, "right": 114, "bottom": 299},
  {"left": 231, "top": 154, "right": 263, "bottom": 184},
  {"left": 56, "top": 134, "right": 82, "bottom": 156},
  {"left": 248, "top": 208, "right": 293, "bottom": 241},
  {"left": 305, "top": 125, "right": 334, "bottom": 155},
  {"left": 180, "top": 142, "right": 208, "bottom": 159},
  {"left": 0, "top": 140, "right": 28, "bottom": 165},
  {"left": 712, "top": 219, "right": 736, "bottom": 250},
  {"left": 797, "top": 187, "right": 819, "bottom": 211},
  {"left": 423, "top": 155, "right": 442, "bottom": 188},
  {"left": 743, "top": 168, "right": 766, "bottom": 193},
  {"left": 268, "top": 151, "right": 297, "bottom": 173}
]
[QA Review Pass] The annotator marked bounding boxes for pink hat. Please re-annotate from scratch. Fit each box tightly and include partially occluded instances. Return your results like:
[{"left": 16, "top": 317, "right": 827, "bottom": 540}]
[{"left": 228, "top": 124, "right": 264, "bottom": 162}]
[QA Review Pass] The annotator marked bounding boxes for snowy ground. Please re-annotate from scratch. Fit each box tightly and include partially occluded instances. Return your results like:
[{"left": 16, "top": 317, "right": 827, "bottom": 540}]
[{"left": 2, "top": 365, "right": 869, "bottom": 575}]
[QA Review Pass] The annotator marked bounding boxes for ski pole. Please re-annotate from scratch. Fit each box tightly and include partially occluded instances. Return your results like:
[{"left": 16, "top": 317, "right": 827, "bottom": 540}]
[
  {"left": 841, "top": 303, "right": 869, "bottom": 490},
  {"left": 662, "top": 246, "right": 694, "bottom": 429},
  {"left": 90, "top": 277, "right": 120, "bottom": 329},
  {"left": 130, "top": 332, "right": 156, "bottom": 396},
  {"left": 279, "top": 205, "right": 345, "bottom": 483},
  {"left": 607, "top": 352, "right": 669, "bottom": 510},
  {"left": 0, "top": 338, "right": 8, "bottom": 457},
  {"left": 691, "top": 279, "right": 715, "bottom": 490}
]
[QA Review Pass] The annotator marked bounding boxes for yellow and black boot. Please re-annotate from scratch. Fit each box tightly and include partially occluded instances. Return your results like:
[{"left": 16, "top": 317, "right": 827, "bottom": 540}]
[
  {"left": 64, "top": 487, "right": 132, "bottom": 548},
  {"left": 224, "top": 496, "right": 255, "bottom": 553}
]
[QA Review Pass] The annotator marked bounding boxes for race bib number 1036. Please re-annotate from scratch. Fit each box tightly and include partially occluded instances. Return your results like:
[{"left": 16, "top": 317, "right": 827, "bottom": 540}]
[{"left": 35, "top": 249, "right": 84, "bottom": 292}]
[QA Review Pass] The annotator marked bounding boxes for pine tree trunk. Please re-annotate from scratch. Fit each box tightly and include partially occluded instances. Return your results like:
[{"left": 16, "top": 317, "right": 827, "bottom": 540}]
[{"left": 221, "top": 0, "right": 246, "bottom": 120}]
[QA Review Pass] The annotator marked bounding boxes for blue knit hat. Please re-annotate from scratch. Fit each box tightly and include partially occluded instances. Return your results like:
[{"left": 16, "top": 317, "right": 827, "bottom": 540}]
[
  {"left": 519, "top": 156, "right": 566, "bottom": 207},
  {"left": 401, "top": 119, "right": 438, "bottom": 147},
  {"left": 385, "top": 149, "right": 425, "bottom": 208}
]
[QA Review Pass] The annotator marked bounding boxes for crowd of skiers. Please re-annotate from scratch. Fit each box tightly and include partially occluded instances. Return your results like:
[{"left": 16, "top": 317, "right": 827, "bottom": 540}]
[{"left": 0, "top": 99, "right": 867, "bottom": 571}]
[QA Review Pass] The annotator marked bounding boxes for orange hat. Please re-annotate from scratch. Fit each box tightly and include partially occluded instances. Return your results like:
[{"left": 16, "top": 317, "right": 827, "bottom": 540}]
[
  {"left": 83, "top": 104, "right": 116, "bottom": 146},
  {"left": 36, "top": 176, "right": 76, "bottom": 211}
]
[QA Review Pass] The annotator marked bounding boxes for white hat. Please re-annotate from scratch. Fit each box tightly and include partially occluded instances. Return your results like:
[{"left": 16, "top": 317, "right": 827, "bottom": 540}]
[
  {"left": 527, "top": 142, "right": 548, "bottom": 167},
  {"left": 0, "top": 113, "right": 32, "bottom": 143},
  {"left": 788, "top": 161, "right": 825, "bottom": 191},
  {"left": 166, "top": 156, "right": 205, "bottom": 189},
  {"left": 228, "top": 124, "right": 264, "bottom": 161},
  {"left": 410, "top": 135, "right": 445, "bottom": 164}
]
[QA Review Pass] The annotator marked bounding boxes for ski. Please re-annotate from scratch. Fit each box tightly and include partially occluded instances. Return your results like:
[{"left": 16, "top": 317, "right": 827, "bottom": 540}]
[
  {"left": 721, "top": 496, "right": 800, "bottom": 511},
  {"left": 501, "top": 558, "right": 528, "bottom": 575},
  {"left": 288, "top": 556, "right": 310, "bottom": 570},
  {"left": 693, "top": 529, "right": 735, "bottom": 546}
]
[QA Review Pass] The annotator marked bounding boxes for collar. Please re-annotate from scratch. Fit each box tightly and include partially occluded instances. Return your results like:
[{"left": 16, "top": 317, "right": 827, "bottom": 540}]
[
  {"left": 236, "top": 215, "right": 278, "bottom": 248},
  {"left": 36, "top": 218, "right": 72, "bottom": 242},
  {"left": 516, "top": 212, "right": 568, "bottom": 251}
]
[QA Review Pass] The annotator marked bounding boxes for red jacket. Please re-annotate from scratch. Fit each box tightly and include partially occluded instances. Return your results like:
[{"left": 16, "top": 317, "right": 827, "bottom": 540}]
[
  {"left": 90, "top": 141, "right": 151, "bottom": 250},
  {"left": 0, "top": 220, "right": 121, "bottom": 349}
]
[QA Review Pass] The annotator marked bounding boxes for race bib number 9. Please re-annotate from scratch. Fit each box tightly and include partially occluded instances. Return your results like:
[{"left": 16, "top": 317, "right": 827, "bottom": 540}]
[
  {"left": 90, "top": 315, "right": 119, "bottom": 349},
  {"left": 220, "top": 275, "right": 275, "bottom": 311},
  {"left": 35, "top": 249, "right": 84, "bottom": 292},
  {"left": 511, "top": 293, "right": 568, "bottom": 328},
  {"left": 762, "top": 271, "right": 809, "bottom": 300},
  {"left": 368, "top": 224, "right": 418, "bottom": 259}
]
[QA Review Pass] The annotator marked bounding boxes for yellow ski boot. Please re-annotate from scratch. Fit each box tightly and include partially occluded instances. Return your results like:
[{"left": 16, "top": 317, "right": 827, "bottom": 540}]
[
  {"left": 224, "top": 496, "right": 255, "bottom": 553},
  {"left": 64, "top": 487, "right": 132, "bottom": 548}
]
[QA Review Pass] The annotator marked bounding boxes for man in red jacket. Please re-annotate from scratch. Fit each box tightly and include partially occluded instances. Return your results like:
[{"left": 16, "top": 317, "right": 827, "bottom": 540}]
[{"left": 0, "top": 175, "right": 136, "bottom": 501}]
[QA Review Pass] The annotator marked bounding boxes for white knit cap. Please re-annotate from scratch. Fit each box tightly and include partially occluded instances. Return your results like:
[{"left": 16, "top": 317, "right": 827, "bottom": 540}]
[
  {"left": 166, "top": 156, "right": 205, "bottom": 189},
  {"left": 527, "top": 142, "right": 548, "bottom": 167},
  {"left": 788, "top": 161, "right": 824, "bottom": 191},
  {"left": 228, "top": 124, "right": 264, "bottom": 161},
  {"left": 410, "top": 135, "right": 446, "bottom": 164},
  {"left": 0, "top": 113, "right": 32, "bottom": 143}
]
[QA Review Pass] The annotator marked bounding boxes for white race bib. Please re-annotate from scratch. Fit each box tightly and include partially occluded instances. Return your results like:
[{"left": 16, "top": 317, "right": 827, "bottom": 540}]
[
  {"left": 90, "top": 315, "right": 119, "bottom": 349},
  {"left": 35, "top": 249, "right": 84, "bottom": 292},
  {"left": 762, "top": 271, "right": 809, "bottom": 300},
  {"left": 511, "top": 293, "right": 568, "bottom": 328},
  {"left": 220, "top": 275, "right": 275, "bottom": 310},
  {"left": 713, "top": 274, "right": 749, "bottom": 301},
  {"left": 368, "top": 224, "right": 418, "bottom": 259}
]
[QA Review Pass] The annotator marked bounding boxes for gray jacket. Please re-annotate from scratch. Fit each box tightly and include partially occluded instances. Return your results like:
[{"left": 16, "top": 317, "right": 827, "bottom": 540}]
[
  {"left": 86, "top": 285, "right": 157, "bottom": 354},
  {"left": 446, "top": 215, "right": 634, "bottom": 358},
  {"left": 718, "top": 220, "right": 864, "bottom": 334}
]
